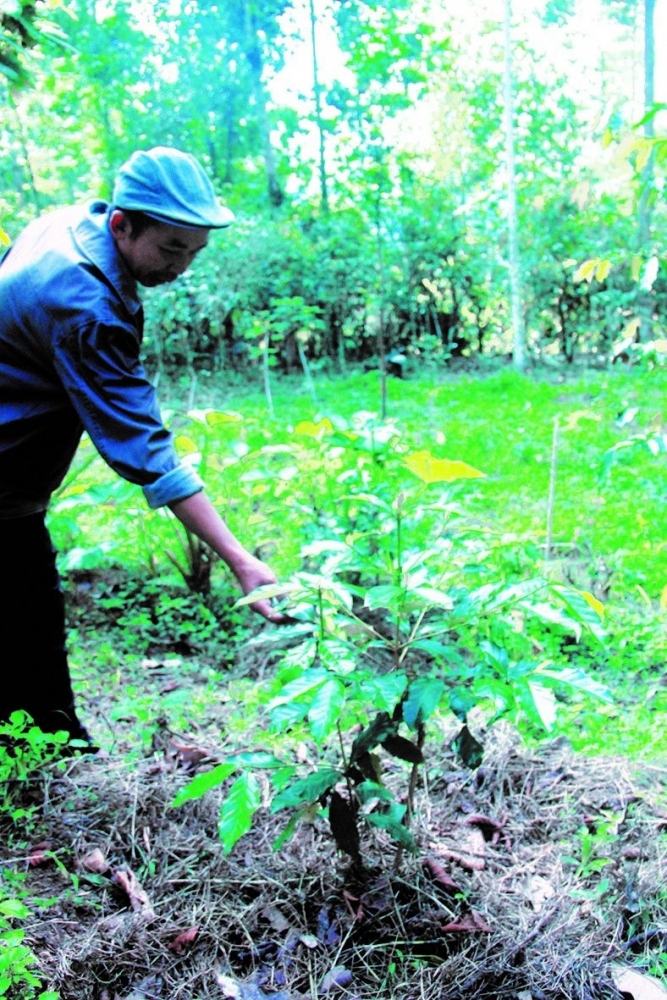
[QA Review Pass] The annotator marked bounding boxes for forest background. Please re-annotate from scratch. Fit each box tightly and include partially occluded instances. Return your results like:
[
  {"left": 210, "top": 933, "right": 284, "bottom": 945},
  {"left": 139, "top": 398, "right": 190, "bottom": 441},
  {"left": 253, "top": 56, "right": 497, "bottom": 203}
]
[{"left": 2, "top": 0, "right": 667, "bottom": 377}]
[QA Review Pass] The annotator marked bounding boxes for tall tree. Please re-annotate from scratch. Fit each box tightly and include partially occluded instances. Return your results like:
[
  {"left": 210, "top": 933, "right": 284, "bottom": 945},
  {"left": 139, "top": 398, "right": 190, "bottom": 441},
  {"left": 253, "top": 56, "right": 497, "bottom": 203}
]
[
  {"left": 636, "top": 0, "right": 656, "bottom": 340},
  {"left": 308, "top": 0, "right": 329, "bottom": 214},
  {"left": 502, "top": 0, "right": 526, "bottom": 371}
]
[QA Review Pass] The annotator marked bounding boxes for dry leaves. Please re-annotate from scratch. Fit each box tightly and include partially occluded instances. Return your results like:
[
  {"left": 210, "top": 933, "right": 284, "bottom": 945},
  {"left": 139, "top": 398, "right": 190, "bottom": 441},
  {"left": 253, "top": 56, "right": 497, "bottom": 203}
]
[
  {"left": 112, "top": 867, "right": 156, "bottom": 921},
  {"left": 611, "top": 965, "right": 667, "bottom": 1000}
]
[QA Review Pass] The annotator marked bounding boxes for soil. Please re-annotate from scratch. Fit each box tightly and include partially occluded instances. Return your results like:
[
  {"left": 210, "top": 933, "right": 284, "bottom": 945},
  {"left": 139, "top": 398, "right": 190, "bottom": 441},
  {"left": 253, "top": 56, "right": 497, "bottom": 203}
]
[{"left": 2, "top": 716, "right": 666, "bottom": 1000}]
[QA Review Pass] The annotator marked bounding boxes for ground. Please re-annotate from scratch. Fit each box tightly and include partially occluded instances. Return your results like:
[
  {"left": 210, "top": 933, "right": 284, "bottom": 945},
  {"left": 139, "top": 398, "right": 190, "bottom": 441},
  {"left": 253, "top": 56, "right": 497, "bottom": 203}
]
[{"left": 2, "top": 690, "right": 665, "bottom": 1000}]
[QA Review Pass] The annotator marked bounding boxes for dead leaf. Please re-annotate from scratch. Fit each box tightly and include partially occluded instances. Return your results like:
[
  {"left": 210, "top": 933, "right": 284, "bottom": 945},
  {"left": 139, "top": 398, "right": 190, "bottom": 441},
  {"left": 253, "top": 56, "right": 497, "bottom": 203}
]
[
  {"left": 463, "top": 813, "right": 506, "bottom": 842},
  {"left": 441, "top": 911, "right": 493, "bottom": 933},
  {"left": 527, "top": 875, "right": 556, "bottom": 912},
  {"left": 611, "top": 964, "right": 667, "bottom": 1000},
  {"left": 422, "top": 857, "right": 463, "bottom": 895},
  {"left": 342, "top": 889, "right": 363, "bottom": 921},
  {"left": 215, "top": 972, "right": 241, "bottom": 998},
  {"left": 81, "top": 848, "right": 109, "bottom": 874},
  {"left": 432, "top": 842, "right": 486, "bottom": 872},
  {"left": 112, "top": 867, "right": 156, "bottom": 921},
  {"left": 159, "top": 680, "right": 180, "bottom": 694},
  {"left": 299, "top": 932, "right": 319, "bottom": 949},
  {"left": 118, "top": 975, "right": 162, "bottom": 1000},
  {"left": 262, "top": 904, "right": 291, "bottom": 932},
  {"left": 168, "top": 925, "right": 199, "bottom": 954},
  {"left": 28, "top": 842, "right": 51, "bottom": 867},
  {"left": 320, "top": 966, "right": 353, "bottom": 992}
]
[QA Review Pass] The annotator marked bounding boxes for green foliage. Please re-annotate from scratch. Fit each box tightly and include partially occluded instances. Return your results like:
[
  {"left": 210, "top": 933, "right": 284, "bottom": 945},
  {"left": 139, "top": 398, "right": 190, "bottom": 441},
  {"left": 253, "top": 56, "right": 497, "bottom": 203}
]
[
  {"left": 0, "top": 871, "right": 59, "bottom": 1000},
  {"left": 0, "top": 712, "right": 71, "bottom": 826},
  {"left": 65, "top": 568, "right": 246, "bottom": 661},
  {"left": 2, "top": 0, "right": 665, "bottom": 366},
  {"left": 0, "top": 718, "right": 65, "bottom": 998},
  {"left": 172, "top": 464, "right": 612, "bottom": 861}
]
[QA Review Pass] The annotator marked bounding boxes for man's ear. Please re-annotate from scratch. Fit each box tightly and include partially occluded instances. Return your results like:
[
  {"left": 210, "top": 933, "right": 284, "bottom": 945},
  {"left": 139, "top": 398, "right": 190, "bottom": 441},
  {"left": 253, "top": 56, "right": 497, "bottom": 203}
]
[{"left": 109, "top": 209, "right": 132, "bottom": 241}]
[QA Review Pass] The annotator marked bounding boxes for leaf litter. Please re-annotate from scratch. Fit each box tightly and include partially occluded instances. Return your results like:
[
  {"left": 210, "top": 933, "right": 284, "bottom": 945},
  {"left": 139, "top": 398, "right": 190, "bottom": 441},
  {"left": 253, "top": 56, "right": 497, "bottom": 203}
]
[{"left": 2, "top": 722, "right": 666, "bottom": 1000}]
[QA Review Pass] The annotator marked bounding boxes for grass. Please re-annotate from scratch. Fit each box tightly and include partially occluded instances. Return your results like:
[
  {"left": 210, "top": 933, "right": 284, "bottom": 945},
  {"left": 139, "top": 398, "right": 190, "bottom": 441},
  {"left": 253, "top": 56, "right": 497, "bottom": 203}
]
[
  {"left": 46, "top": 360, "right": 667, "bottom": 767},
  {"left": 55, "top": 361, "right": 667, "bottom": 600},
  {"left": 2, "top": 362, "right": 666, "bottom": 999}
]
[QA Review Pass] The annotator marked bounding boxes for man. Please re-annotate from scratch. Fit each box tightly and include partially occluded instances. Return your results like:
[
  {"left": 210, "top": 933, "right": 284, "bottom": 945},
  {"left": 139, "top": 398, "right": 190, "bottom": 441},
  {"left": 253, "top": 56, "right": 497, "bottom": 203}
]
[{"left": 0, "top": 146, "right": 283, "bottom": 748}]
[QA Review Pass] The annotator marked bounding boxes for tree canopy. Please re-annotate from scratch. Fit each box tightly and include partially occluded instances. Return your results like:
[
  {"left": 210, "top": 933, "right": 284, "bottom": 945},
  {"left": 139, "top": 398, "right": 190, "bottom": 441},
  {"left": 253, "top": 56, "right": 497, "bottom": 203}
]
[{"left": 1, "top": 0, "right": 665, "bottom": 370}]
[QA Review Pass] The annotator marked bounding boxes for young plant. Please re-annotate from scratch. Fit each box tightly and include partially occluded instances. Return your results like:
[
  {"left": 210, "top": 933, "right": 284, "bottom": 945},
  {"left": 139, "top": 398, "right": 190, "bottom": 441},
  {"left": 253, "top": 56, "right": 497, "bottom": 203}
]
[
  {"left": 0, "top": 713, "right": 72, "bottom": 827},
  {"left": 172, "top": 462, "right": 611, "bottom": 866},
  {"left": 0, "top": 869, "right": 61, "bottom": 1000}
]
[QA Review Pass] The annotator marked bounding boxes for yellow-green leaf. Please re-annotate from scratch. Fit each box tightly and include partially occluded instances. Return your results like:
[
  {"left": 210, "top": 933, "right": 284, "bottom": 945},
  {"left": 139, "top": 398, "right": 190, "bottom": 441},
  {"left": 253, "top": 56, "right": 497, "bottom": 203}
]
[
  {"left": 635, "top": 138, "right": 653, "bottom": 173},
  {"left": 621, "top": 317, "right": 641, "bottom": 340},
  {"left": 595, "top": 259, "right": 612, "bottom": 282},
  {"left": 206, "top": 410, "right": 242, "bottom": 426},
  {"left": 579, "top": 590, "right": 604, "bottom": 620},
  {"left": 174, "top": 435, "right": 198, "bottom": 455},
  {"left": 404, "top": 450, "right": 485, "bottom": 484},
  {"left": 294, "top": 418, "right": 334, "bottom": 438},
  {"left": 234, "top": 582, "right": 297, "bottom": 607},
  {"left": 573, "top": 258, "right": 599, "bottom": 283}
]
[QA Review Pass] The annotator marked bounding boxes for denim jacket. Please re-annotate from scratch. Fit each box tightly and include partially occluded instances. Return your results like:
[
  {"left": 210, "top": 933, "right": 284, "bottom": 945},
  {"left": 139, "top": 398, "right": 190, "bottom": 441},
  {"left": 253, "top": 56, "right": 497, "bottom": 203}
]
[{"left": 0, "top": 201, "right": 203, "bottom": 518}]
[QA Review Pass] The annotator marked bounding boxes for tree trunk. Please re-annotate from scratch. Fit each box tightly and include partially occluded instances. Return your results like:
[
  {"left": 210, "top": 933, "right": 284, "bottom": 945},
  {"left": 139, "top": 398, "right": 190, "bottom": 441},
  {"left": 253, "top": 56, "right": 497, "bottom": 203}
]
[
  {"left": 637, "top": 0, "right": 656, "bottom": 342},
  {"left": 502, "top": 0, "right": 527, "bottom": 371},
  {"left": 242, "top": 0, "right": 285, "bottom": 208},
  {"left": 309, "top": 0, "right": 329, "bottom": 214}
]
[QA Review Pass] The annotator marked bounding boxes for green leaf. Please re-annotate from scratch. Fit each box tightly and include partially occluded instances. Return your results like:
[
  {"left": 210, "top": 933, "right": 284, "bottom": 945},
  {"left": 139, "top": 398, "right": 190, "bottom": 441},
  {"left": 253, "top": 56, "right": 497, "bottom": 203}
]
[
  {"left": 270, "top": 701, "right": 310, "bottom": 731},
  {"left": 359, "top": 673, "right": 408, "bottom": 712},
  {"left": 329, "top": 790, "right": 360, "bottom": 859},
  {"left": 364, "top": 584, "right": 405, "bottom": 610},
  {"left": 171, "top": 762, "right": 237, "bottom": 808},
  {"left": 518, "top": 600, "right": 584, "bottom": 640},
  {"left": 350, "top": 712, "right": 398, "bottom": 762},
  {"left": 551, "top": 585, "right": 606, "bottom": 643},
  {"left": 0, "top": 899, "right": 31, "bottom": 919},
  {"left": 401, "top": 678, "right": 445, "bottom": 729},
  {"left": 342, "top": 491, "right": 393, "bottom": 511},
  {"left": 268, "top": 668, "right": 329, "bottom": 709},
  {"left": 449, "top": 686, "right": 476, "bottom": 723},
  {"left": 526, "top": 680, "right": 558, "bottom": 730},
  {"left": 381, "top": 734, "right": 424, "bottom": 764},
  {"left": 270, "top": 768, "right": 341, "bottom": 812},
  {"left": 535, "top": 664, "right": 613, "bottom": 703},
  {"left": 366, "top": 811, "right": 417, "bottom": 852},
  {"left": 473, "top": 579, "right": 546, "bottom": 613},
  {"left": 225, "top": 751, "right": 283, "bottom": 769},
  {"left": 308, "top": 677, "right": 346, "bottom": 742},
  {"left": 219, "top": 773, "right": 261, "bottom": 854},
  {"left": 411, "top": 586, "right": 455, "bottom": 610},
  {"left": 272, "top": 811, "right": 300, "bottom": 851},
  {"left": 234, "top": 582, "right": 298, "bottom": 607},
  {"left": 451, "top": 725, "right": 484, "bottom": 768},
  {"left": 356, "top": 780, "right": 395, "bottom": 805}
]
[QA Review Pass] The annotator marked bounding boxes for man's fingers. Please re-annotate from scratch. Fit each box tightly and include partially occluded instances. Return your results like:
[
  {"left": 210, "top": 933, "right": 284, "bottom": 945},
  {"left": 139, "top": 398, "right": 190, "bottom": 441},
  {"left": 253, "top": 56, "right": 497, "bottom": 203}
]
[{"left": 251, "top": 598, "right": 291, "bottom": 624}]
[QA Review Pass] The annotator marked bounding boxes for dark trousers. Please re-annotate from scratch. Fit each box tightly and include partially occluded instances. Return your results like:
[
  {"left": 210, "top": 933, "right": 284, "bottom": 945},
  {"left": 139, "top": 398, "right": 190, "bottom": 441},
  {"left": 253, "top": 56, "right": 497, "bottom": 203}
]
[{"left": 0, "top": 513, "right": 87, "bottom": 738}]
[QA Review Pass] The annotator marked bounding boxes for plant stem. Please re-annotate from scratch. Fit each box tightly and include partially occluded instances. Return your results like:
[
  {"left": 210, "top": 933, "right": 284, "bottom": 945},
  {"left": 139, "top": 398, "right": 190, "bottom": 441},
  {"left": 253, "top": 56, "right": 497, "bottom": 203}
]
[{"left": 545, "top": 416, "right": 559, "bottom": 561}]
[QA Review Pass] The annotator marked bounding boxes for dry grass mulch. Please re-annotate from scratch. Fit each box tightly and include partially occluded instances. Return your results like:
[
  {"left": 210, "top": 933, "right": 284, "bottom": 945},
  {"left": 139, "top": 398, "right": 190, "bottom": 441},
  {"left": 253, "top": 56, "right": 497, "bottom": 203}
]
[{"left": 2, "top": 726, "right": 666, "bottom": 1000}]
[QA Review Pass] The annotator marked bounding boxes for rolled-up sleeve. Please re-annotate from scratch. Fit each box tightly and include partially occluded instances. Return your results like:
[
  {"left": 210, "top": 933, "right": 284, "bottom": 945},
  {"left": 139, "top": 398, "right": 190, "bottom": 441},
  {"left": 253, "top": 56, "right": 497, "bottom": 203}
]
[{"left": 53, "top": 319, "right": 203, "bottom": 508}]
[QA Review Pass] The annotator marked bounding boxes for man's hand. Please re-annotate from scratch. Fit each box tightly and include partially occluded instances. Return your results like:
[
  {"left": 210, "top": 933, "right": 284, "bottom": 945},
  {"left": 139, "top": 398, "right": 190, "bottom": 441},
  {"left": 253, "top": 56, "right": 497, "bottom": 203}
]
[
  {"left": 169, "top": 491, "right": 288, "bottom": 624},
  {"left": 231, "top": 553, "right": 289, "bottom": 624}
]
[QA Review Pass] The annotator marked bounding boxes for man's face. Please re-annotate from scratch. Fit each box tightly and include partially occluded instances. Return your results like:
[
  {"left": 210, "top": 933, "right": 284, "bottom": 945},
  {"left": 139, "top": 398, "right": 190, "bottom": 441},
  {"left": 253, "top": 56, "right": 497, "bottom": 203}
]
[{"left": 111, "top": 212, "right": 210, "bottom": 287}]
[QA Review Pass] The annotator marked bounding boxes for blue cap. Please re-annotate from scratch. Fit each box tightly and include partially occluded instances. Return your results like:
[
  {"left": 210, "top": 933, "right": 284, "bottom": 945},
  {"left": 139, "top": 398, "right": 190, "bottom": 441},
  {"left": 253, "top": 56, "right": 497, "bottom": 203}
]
[{"left": 113, "top": 147, "right": 235, "bottom": 229}]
